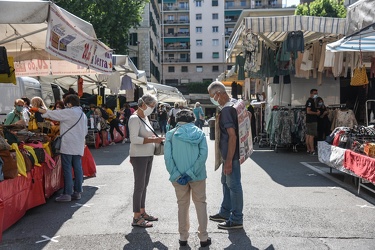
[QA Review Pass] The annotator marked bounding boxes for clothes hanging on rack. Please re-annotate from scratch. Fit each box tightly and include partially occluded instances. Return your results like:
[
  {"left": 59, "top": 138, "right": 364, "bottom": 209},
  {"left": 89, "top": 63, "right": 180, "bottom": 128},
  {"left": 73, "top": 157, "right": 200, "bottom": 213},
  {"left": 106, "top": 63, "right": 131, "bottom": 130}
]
[
  {"left": 330, "top": 108, "right": 358, "bottom": 131},
  {"left": 235, "top": 55, "right": 245, "bottom": 80},
  {"left": 120, "top": 75, "right": 134, "bottom": 90}
]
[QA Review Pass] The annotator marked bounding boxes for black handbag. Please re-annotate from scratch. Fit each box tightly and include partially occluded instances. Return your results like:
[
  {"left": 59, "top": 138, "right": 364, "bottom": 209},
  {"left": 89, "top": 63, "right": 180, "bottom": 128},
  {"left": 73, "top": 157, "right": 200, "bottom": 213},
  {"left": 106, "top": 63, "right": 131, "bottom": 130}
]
[{"left": 52, "top": 113, "right": 83, "bottom": 155}]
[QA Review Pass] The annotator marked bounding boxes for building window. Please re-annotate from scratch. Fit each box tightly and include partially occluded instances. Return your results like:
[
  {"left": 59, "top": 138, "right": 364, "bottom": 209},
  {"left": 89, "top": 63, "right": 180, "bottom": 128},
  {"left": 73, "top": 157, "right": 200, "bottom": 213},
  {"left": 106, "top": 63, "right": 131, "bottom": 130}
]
[
  {"left": 226, "top": 1, "right": 234, "bottom": 8},
  {"left": 212, "top": 39, "right": 219, "bottom": 46},
  {"left": 255, "top": 0, "right": 262, "bottom": 6},
  {"left": 196, "top": 66, "right": 203, "bottom": 72},
  {"left": 196, "top": 39, "right": 203, "bottom": 46},
  {"left": 195, "top": 0, "right": 202, "bottom": 7},
  {"left": 240, "top": 0, "right": 246, "bottom": 6},
  {"left": 212, "top": 13, "right": 218, "bottom": 20},
  {"left": 166, "top": 79, "right": 179, "bottom": 84},
  {"left": 212, "top": 26, "right": 219, "bottom": 33},
  {"left": 181, "top": 66, "right": 188, "bottom": 72},
  {"left": 196, "top": 52, "right": 203, "bottom": 59},
  {"left": 212, "top": 66, "right": 219, "bottom": 72},
  {"left": 168, "top": 66, "right": 175, "bottom": 72},
  {"left": 212, "top": 0, "right": 219, "bottom": 6},
  {"left": 196, "top": 14, "right": 202, "bottom": 20},
  {"left": 167, "top": 15, "right": 174, "bottom": 21},
  {"left": 196, "top": 27, "right": 202, "bottom": 33},
  {"left": 212, "top": 52, "right": 219, "bottom": 58}
]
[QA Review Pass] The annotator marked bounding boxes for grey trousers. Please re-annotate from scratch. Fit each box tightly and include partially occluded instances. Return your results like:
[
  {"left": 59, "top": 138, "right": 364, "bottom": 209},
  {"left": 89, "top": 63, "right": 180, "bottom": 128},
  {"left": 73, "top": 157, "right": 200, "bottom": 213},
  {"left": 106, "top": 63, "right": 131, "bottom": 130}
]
[{"left": 130, "top": 156, "right": 153, "bottom": 212}]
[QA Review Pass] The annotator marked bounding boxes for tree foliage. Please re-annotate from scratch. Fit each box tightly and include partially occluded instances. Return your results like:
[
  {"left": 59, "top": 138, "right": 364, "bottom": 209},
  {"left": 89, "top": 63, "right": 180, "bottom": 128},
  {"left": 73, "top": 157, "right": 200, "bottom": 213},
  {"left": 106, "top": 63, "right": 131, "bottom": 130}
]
[
  {"left": 55, "top": 0, "right": 149, "bottom": 54},
  {"left": 295, "top": 0, "right": 346, "bottom": 18}
]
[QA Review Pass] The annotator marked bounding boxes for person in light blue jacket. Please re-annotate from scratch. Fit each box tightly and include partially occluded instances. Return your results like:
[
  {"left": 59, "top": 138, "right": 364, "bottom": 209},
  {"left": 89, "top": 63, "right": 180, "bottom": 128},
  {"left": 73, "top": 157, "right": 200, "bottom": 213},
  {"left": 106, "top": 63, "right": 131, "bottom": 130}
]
[{"left": 164, "top": 109, "right": 211, "bottom": 248}]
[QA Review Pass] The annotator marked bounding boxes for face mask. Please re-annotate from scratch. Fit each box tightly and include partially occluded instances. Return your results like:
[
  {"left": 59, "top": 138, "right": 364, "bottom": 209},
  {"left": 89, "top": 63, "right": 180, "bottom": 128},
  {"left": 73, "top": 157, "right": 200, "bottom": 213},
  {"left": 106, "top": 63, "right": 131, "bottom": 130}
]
[
  {"left": 16, "top": 106, "right": 23, "bottom": 112},
  {"left": 142, "top": 104, "right": 154, "bottom": 116},
  {"left": 318, "top": 102, "right": 323, "bottom": 107},
  {"left": 313, "top": 94, "right": 318, "bottom": 99},
  {"left": 210, "top": 92, "right": 220, "bottom": 106}
]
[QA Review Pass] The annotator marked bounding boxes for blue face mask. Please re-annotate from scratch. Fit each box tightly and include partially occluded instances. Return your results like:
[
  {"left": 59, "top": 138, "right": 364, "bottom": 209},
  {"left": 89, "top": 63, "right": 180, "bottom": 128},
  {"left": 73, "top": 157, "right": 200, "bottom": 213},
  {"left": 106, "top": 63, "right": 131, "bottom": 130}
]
[{"left": 210, "top": 97, "right": 220, "bottom": 106}]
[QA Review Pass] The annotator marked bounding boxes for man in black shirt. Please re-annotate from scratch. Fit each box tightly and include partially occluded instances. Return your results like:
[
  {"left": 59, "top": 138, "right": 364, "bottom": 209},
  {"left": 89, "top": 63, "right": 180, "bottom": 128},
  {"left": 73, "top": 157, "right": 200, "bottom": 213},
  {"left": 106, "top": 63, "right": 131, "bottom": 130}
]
[{"left": 305, "top": 89, "right": 320, "bottom": 155}]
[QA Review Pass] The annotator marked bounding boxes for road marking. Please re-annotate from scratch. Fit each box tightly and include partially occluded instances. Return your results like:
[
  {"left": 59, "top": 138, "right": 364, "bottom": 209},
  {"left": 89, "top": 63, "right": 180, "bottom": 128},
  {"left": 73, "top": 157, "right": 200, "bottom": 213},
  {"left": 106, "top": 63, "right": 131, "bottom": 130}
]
[
  {"left": 71, "top": 203, "right": 94, "bottom": 208},
  {"left": 328, "top": 186, "right": 339, "bottom": 189},
  {"left": 307, "top": 173, "right": 317, "bottom": 176},
  {"left": 35, "top": 235, "right": 60, "bottom": 244},
  {"left": 253, "top": 149, "right": 274, "bottom": 152},
  {"left": 89, "top": 184, "right": 107, "bottom": 189},
  {"left": 356, "top": 204, "right": 375, "bottom": 209}
]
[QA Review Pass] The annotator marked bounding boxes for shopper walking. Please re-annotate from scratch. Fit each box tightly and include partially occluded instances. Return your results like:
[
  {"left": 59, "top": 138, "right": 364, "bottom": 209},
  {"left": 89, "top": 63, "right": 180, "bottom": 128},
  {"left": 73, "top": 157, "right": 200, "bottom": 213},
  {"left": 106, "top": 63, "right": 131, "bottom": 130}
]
[
  {"left": 164, "top": 109, "right": 211, "bottom": 247},
  {"left": 207, "top": 81, "right": 243, "bottom": 229},
  {"left": 128, "top": 93, "right": 164, "bottom": 228},
  {"left": 305, "top": 89, "right": 320, "bottom": 154},
  {"left": 158, "top": 104, "right": 168, "bottom": 136},
  {"left": 193, "top": 102, "right": 205, "bottom": 129}
]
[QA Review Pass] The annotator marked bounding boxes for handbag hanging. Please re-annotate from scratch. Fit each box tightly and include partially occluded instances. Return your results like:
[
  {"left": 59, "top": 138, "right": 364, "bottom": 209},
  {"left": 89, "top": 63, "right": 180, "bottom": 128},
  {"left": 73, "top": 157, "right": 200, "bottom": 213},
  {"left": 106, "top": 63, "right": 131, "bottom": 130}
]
[
  {"left": 52, "top": 112, "right": 83, "bottom": 156},
  {"left": 350, "top": 36, "right": 369, "bottom": 86},
  {"left": 137, "top": 115, "right": 164, "bottom": 156}
]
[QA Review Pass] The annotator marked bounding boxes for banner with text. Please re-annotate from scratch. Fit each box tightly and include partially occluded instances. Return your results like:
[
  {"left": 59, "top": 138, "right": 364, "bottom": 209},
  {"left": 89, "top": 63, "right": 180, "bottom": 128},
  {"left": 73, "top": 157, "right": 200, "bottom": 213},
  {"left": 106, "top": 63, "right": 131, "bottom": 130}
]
[
  {"left": 14, "top": 59, "right": 97, "bottom": 76},
  {"left": 235, "top": 100, "right": 253, "bottom": 164},
  {"left": 45, "top": 4, "right": 112, "bottom": 74}
]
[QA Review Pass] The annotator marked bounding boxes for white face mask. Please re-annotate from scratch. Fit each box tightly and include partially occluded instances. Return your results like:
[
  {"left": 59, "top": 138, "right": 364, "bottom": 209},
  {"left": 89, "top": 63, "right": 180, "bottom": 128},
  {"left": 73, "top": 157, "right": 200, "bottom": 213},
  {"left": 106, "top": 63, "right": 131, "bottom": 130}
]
[{"left": 142, "top": 104, "right": 154, "bottom": 116}]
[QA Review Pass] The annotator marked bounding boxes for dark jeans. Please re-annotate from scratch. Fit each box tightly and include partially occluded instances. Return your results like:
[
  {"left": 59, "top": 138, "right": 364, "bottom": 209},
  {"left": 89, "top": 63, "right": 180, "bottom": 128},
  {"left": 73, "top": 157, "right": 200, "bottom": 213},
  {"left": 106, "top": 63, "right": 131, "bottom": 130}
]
[
  {"left": 61, "top": 154, "right": 83, "bottom": 195},
  {"left": 159, "top": 120, "right": 167, "bottom": 134},
  {"left": 109, "top": 119, "right": 124, "bottom": 140}
]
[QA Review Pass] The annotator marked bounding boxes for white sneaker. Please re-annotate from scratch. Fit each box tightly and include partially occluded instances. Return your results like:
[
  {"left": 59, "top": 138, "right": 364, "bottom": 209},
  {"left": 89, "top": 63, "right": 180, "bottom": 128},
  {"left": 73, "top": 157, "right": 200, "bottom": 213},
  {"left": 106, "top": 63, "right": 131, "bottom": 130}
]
[
  {"left": 109, "top": 142, "right": 116, "bottom": 145},
  {"left": 122, "top": 138, "right": 126, "bottom": 144}
]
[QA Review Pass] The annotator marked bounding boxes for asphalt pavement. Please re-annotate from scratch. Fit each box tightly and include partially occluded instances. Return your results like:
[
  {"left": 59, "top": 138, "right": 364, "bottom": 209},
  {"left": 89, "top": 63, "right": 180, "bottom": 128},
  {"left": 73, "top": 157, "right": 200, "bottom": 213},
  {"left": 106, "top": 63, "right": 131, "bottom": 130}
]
[{"left": 1, "top": 129, "right": 375, "bottom": 250}]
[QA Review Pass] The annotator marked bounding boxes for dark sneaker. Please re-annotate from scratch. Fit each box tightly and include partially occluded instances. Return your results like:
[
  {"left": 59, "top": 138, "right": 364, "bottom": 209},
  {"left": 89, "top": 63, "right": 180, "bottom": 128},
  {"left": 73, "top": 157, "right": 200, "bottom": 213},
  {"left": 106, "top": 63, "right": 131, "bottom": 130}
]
[
  {"left": 200, "top": 237, "right": 212, "bottom": 247},
  {"left": 218, "top": 220, "right": 243, "bottom": 230},
  {"left": 209, "top": 213, "right": 228, "bottom": 222},
  {"left": 179, "top": 240, "right": 187, "bottom": 247},
  {"left": 55, "top": 194, "right": 71, "bottom": 202},
  {"left": 71, "top": 192, "right": 81, "bottom": 200}
]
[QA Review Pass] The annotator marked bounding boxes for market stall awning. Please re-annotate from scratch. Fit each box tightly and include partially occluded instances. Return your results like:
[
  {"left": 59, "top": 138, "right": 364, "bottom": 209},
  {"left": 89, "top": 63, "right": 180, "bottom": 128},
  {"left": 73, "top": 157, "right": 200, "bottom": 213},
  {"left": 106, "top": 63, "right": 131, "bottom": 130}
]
[
  {"left": 147, "top": 82, "right": 186, "bottom": 104},
  {"left": 0, "top": 0, "right": 112, "bottom": 74},
  {"left": 227, "top": 14, "right": 346, "bottom": 60},
  {"left": 327, "top": 23, "right": 375, "bottom": 52},
  {"left": 346, "top": 0, "right": 375, "bottom": 36}
]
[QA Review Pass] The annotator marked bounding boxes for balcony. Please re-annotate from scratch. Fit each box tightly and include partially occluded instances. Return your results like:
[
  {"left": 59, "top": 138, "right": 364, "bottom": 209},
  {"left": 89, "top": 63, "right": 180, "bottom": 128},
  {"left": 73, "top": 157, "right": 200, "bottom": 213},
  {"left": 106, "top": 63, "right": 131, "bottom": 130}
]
[
  {"left": 163, "top": 5, "right": 189, "bottom": 11},
  {"left": 224, "top": 18, "right": 239, "bottom": 23},
  {"left": 164, "top": 44, "right": 190, "bottom": 50},
  {"left": 163, "top": 19, "right": 190, "bottom": 25},
  {"left": 253, "top": 4, "right": 283, "bottom": 9},
  {"left": 225, "top": 3, "right": 252, "bottom": 9},
  {"left": 162, "top": 58, "right": 190, "bottom": 63},
  {"left": 163, "top": 32, "right": 190, "bottom": 37}
]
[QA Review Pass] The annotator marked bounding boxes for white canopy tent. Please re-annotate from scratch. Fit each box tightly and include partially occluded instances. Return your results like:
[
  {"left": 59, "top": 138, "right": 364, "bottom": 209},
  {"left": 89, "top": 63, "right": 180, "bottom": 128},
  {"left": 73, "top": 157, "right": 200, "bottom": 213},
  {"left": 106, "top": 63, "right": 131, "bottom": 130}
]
[
  {"left": 147, "top": 82, "right": 186, "bottom": 104},
  {"left": 0, "top": 0, "right": 112, "bottom": 74}
]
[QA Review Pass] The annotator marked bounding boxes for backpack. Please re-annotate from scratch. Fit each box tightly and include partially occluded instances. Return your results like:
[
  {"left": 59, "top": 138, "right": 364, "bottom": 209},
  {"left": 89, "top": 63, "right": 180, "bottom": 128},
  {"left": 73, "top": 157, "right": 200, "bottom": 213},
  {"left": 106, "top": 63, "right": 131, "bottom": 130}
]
[
  {"left": 99, "top": 107, "right": 109, "bottom": 120},
  {"left": 0, "top": 46, "right": 11, "bottom": 76}
]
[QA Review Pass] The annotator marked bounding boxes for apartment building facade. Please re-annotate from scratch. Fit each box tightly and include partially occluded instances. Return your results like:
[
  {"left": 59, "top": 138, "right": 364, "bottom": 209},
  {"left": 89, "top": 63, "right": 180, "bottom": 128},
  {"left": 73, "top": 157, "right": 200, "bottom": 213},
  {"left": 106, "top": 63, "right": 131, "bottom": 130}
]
[
  {"left": 160, "top": 0, "right": 284, "bottom": 87},
  {"left": 128, "top": 0, "right": 162, "bottom": 83},
  {"left": 128, "top": 0, "right": 285, "bottom": 86}
]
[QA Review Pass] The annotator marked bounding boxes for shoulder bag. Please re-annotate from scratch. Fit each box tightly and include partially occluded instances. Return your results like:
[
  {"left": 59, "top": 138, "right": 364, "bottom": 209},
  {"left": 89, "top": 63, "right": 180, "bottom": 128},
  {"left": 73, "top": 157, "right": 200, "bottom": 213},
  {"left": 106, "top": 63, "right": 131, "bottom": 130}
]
[
  {"left": 52, "top": 112, "right": 83, "bottom": 156},
  {"left": 138, "top": 115, "right": 164, "bottom": 155}
]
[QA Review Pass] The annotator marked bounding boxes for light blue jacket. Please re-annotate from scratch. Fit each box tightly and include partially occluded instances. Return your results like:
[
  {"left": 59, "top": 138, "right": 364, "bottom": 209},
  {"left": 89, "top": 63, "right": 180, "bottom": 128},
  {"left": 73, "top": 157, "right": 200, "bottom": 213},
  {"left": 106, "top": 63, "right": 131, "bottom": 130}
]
[{"left": 164, "top": 122, "right": 208, "bottom": 182}]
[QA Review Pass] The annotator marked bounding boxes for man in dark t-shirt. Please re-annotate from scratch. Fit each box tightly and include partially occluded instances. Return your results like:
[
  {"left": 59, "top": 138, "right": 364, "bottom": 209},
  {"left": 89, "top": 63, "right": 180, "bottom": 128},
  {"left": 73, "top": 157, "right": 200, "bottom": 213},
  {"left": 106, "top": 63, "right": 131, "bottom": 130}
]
[
  {"left": 305, "top": 89, "right": 320, "bottom": 155},
  {"left": 207, "top": 81, "right": 243, "bottom": 230}
]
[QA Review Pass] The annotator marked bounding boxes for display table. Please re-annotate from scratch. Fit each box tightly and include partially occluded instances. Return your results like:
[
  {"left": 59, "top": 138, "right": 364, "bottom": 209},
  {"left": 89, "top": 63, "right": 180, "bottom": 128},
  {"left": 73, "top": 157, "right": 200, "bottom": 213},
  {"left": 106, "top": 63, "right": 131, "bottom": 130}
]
[
  {"left": 0, "top": 146, "right": 96, "bottom": 241},
  {"left": 318, "top": 141, "right": 375, "bottom": 194},
  {"left": 317, "top": 141, "right": 357, "bottom": 176}
]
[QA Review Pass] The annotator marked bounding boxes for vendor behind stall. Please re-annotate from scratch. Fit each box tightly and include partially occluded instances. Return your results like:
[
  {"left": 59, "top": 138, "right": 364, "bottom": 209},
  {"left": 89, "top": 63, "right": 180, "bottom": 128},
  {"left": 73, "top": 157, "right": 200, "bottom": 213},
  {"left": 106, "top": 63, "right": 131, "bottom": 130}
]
[{"left": 4, "top": 99, "right": 26, "bottom": 126}]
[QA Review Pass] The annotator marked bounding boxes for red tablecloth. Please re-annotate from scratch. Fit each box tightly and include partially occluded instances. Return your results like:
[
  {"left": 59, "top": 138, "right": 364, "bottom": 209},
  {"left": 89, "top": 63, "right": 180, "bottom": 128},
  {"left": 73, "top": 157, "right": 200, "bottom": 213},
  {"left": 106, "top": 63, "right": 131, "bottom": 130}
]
[
  {"left": 0, "top": 146, "right": 96, "bottom": 240},
  {"left": 344, "top": 150, "right": 375, "bottom": 183},
  {"left": 0, "top": 199, "right": 4, "bottom": 242},
  {"left": 0, "top": 167, "right": 46, "bottom": 233}
]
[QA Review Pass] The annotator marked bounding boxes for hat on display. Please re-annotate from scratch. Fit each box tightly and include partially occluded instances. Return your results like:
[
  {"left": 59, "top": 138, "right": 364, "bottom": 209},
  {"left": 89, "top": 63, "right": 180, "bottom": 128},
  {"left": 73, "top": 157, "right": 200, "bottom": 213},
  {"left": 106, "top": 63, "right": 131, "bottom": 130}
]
[{"left": 176, "top": 109, "right": 195, "bottom": 123}]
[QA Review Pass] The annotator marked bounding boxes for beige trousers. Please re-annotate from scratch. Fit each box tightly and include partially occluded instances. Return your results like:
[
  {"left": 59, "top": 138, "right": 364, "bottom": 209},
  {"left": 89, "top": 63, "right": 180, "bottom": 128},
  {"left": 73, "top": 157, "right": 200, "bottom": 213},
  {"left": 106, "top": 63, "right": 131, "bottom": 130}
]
[{"left": 172, "top": 179, "right": 208, "bottom": 242}]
